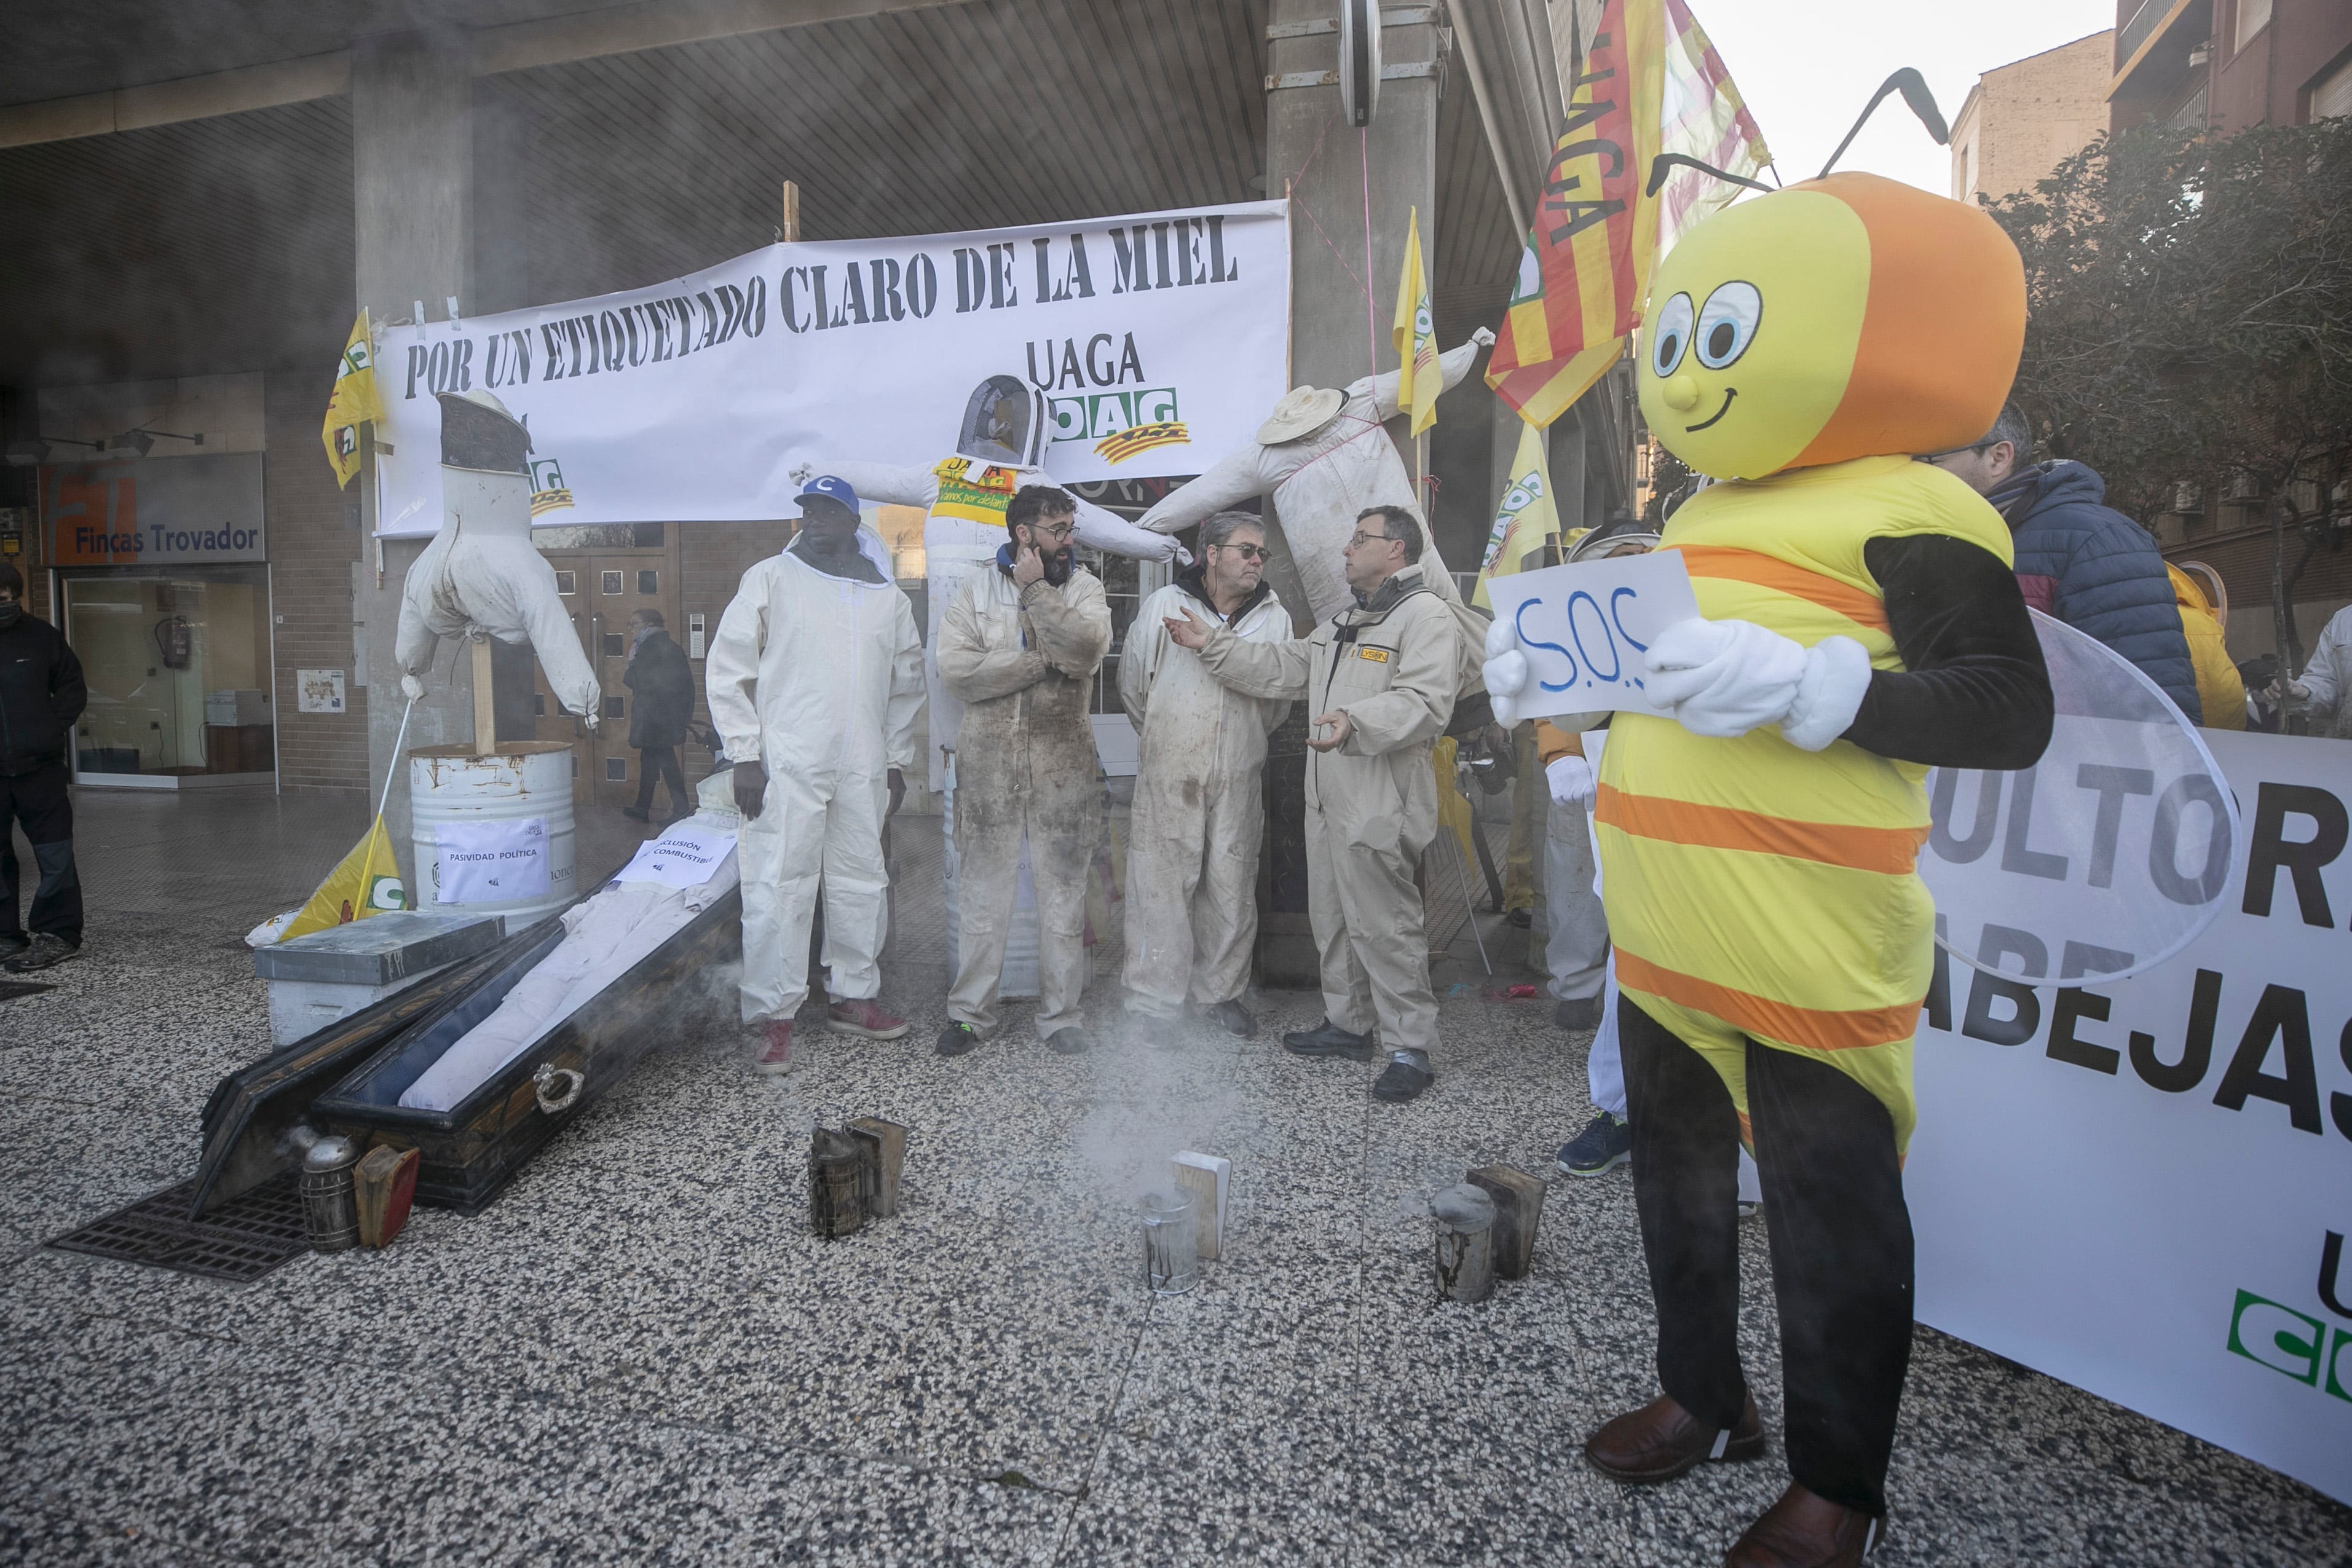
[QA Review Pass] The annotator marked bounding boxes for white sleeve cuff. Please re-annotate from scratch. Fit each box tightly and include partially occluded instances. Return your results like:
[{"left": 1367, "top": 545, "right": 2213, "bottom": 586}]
[{"left": 1780, "top": 636, "right": 1873, "bottom": 752}]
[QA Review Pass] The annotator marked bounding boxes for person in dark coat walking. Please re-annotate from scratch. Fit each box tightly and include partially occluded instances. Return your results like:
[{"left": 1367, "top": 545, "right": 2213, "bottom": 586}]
[
  {"left": 1925, "top": 404, "right": 2202, "bottom": 722},
  {"left": 0, "top": 562, "right": 88, "bottom": 971},
  {"left": 622, "top": 607, "right": 694, "bottom": 822}
]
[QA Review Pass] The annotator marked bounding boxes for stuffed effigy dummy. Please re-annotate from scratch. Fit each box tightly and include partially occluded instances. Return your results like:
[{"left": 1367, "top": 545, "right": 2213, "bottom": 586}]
[
  {"left": 817, "top": 375, "right": 1185, "bottom": 790},
  {"left": 1485, "top": 173, "right": 2053, "bottom": 1562},
  {"left": 394, "top": 390, "right": 601, "bottom": 728}
]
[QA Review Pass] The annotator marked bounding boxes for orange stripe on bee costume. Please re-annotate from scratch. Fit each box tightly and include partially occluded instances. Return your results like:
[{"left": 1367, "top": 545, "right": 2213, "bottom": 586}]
[
  {"left": 1593, "top": 783, "right": 1927, "bottom": 876},
  {"left": 1669, "top": 544, "right": 1890, "bottom": 634},
  {"left": 1613, "top": 948, "right": 1920, "bottom": 1054}
]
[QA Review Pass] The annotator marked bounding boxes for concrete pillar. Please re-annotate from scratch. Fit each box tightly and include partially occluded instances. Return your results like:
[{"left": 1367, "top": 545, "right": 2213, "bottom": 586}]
[
  {"left": 1257, "top": 1, "right": 1446, "bottom": 985},
  {"left": 352, "top": 30, "right": 475, "bottom": 889}
]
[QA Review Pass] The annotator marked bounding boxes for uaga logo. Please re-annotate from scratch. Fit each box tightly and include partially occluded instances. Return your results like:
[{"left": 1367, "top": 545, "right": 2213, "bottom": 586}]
[
  {"left": 529, "top": 457, "right": 575, "bottom": 518},
  {"left": 2225, "top": 1231, "right": 2352, "bottom": 1401}
]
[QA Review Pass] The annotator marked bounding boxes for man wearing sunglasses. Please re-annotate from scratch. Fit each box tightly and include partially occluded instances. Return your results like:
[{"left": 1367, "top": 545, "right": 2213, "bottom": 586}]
[
  {"left": 1118, "top": 511, "right": 1292, "bottom": 1044},
  {"left": 1167, "top": 504, "right": 1461, "bottom": 1102}
]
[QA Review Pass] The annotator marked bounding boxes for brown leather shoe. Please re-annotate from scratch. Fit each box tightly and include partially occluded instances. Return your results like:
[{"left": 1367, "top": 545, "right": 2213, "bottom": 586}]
[
  {"left": 1723, "top": 1484, "right": 1885, "bottom": 1567},
  {"left": 1583, "top": 1390, "right": 1766, "bottom": 1484}
]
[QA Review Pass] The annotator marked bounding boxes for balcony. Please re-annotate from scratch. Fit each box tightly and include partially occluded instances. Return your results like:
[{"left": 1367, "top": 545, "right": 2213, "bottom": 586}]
[{"left": 2110, "top": 0, "right": 2212, "bottom": 111}]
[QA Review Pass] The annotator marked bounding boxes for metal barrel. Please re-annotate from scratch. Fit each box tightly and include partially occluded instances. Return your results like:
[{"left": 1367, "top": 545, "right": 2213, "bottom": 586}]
[{"left": 408, "top": 743, "right": 577, "bottom": 931}]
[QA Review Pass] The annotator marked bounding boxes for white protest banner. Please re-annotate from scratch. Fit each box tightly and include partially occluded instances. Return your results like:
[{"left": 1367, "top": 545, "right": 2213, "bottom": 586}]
[
  {"left": 1909, "top": 730, "right": 2352, "bottom": 1506},
  {"left": 1483, "top": 551, "right": 1700, "bottom": 718},
  {"left": 612, "top": 822, "right": 737, "bottom": 889},
  {"left": 373, "top": 201, "right": 1290, "bottom": 537},
  {"left": 1922, "top": 613, "right": 2240, "bottom": 985},
  {"left": 434, "top": 817, "right": 551, "bottom": 904}
]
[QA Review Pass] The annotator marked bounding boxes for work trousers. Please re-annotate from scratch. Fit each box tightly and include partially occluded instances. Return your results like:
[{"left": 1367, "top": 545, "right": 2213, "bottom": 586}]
[
  {"left": 737, "top": 766, "right": 889, "bottom": 1024},
  {"left": 0, "top": 761, "right": 81, "bottom": 945},
  {"left": 1619, "top": 998, "right": 1913, "bottom": 1519},
  {"left": 1121, "top": 764, "right": 1262, "bottom": 1017},
  {"left": 632, "top": 744, "right": 688, "bottom": 817},
  {"left": 949, "top": 781, "right": 1099, "bottom": 1042},
  {"left": 1306, "top": 806, "right": 1437, "bottom": 1052},
  {"left": 1541, "top": 795, "right": 1609, "bottom": 1003}
]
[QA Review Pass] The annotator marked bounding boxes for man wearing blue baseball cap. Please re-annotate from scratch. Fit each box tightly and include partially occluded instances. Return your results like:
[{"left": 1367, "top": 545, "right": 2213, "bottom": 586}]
[{"left": 707, "top": 475, "right": 927, "bottom": 1073}]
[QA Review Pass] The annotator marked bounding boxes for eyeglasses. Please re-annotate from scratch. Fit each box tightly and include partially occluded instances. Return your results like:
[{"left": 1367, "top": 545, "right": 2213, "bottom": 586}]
[
  {"left": 1215, "top": 542, "right": 1271, "bottom": 561},
  {"left": 1920, "top": 440, "right": 1997, "bottom": 464},
  {"left": 1026, "top": 521, "right": 1076, "bottom": 543},
  {"left": 1346, "top": 529, "right": 1397, "bottom": 550}
]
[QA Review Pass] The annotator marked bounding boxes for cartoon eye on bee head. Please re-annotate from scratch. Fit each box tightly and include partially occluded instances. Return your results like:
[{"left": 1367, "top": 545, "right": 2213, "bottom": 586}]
[{"left": 1636, "top": 69, "right": 2029, "bottom": 484}]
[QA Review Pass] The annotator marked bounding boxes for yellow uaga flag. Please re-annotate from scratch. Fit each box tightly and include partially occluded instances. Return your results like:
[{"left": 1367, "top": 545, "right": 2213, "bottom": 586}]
[
  {"left": 320, "top": 310, "right": 384, "bottom": 489},
  {"left": 280, "top": 816, "right": 408, "bottom": 941},
  {"left": 1392, "top": 207, "right": 1441, "bottom": 435},
  {"left": 1472, "top": 419, "right": 1561, "bottom": 609}
]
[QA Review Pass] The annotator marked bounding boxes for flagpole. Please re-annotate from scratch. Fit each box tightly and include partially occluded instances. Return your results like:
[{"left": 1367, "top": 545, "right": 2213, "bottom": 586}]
[
  {"left": 1360, "top": 127, "right": 1379, "bottom": 379},
  {"left": 378, "top": 696, "right": 416, "bottom": 823}
]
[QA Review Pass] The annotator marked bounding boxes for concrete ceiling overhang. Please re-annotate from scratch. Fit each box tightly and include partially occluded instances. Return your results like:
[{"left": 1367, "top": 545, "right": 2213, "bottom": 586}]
[{"left": 1, "top": 0, "right": 1518, "bottom": 390}]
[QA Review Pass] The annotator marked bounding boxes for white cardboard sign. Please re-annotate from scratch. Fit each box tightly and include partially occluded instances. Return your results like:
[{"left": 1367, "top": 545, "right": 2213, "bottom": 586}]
[
  {"left": 612, "top": 822, "right": 738, "bottom": 889},
  {"left": 433, "top": 816, "right": 551, "bottom": 904},
  {"left": 1483, "top": 551, "right": 1700, "bottom": 719}
]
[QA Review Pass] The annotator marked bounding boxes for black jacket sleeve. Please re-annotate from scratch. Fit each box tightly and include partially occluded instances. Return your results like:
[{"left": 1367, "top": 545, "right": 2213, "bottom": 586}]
[
  {"left": 50, "top": 631, "right": 87, "bottom": 728},
  {"left": 1843, "top": 534, "right": 2053, "bottom": 771}
]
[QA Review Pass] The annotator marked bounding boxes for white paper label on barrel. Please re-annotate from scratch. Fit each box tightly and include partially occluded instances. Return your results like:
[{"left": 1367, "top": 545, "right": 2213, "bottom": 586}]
[
  {"left": 613, "top": 822, "right": 738, "bottom": 889},
  {"left": 436, "top": 816, "right": 551, "bottom": 903}
]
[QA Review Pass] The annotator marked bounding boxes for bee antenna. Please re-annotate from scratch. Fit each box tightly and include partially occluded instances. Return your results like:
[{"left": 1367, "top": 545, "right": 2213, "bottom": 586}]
[
  {"left": 1645, "top": 154, "right": 1778, "bottom": 199},
  {"left": 1817, "top": 68, "right": 1949, "bottom": 180}
]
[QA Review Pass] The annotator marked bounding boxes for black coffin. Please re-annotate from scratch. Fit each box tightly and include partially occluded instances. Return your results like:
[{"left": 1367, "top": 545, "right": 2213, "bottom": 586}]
[{"left": 311, "top": 887, "right": 742, "bottom": 1214}]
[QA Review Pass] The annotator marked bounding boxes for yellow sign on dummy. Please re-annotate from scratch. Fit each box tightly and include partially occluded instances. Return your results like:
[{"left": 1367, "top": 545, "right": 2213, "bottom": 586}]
[
  {"left": 321, "top": 310, "right": 384, "bottom": 490},
  {"left": 1392, "top": 207, "right": 1440, "bottom": 436},
  {"left": 1472, "top": 419, "right": 1561, "bottom": 609},
  {"left": 281, "top": 816, "right": 408, "bottom": 941}
]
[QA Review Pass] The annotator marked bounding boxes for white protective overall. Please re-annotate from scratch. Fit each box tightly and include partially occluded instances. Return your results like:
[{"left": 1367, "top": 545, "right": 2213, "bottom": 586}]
[
  {"left": 392, "top": 392, "right": 600, "bottom": 720},
  {"left": 705, "top": 529, "right": 925, "bottom": 1025},
  {"left": 937, "top": 558, "right": 1112, "bottom": 1040},
  {"left": 1137, "top": 337, "right": 1488, "bottom": 624},
  {"left": 1117, "top": 575, "right": 1291, "bottom": 1017}
]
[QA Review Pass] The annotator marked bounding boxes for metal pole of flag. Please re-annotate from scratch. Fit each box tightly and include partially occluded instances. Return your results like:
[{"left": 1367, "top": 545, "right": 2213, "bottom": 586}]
[{"left": 377, "top": 696, "right": 416, "bottom": 823}]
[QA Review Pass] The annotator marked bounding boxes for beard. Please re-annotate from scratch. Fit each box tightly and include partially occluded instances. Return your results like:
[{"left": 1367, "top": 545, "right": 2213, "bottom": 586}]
[{"left": 1040, "top": 546, "right": 1075, "bottom": 585}]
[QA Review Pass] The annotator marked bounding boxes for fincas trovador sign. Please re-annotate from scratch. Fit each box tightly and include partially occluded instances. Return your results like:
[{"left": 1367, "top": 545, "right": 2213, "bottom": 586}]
[
  {"left": 373, "top": 201, "right": 1290, "bottom": 537},
  {"left": 1908, "top": 729, "right": 2352, "bottom": 1505}
]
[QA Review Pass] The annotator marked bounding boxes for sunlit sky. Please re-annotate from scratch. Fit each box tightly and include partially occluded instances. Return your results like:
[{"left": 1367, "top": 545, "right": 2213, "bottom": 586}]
[{"left": 1691, "top": 0, "right": 2121, "bottom": 195}]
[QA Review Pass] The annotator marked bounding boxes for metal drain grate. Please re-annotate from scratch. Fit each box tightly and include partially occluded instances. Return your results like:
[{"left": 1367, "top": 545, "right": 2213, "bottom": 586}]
[
  {"left": 0, "top": 981, "right": 57, "bottom": 1002},
  {"left": 45, "top": 1172, "right": 312, "bottom": 1284}
]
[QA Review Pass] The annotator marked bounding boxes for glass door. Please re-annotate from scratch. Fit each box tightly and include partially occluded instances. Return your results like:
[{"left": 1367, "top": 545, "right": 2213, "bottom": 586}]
[{"left": 63, "top": 567, "right": 273, "bottom": 780}]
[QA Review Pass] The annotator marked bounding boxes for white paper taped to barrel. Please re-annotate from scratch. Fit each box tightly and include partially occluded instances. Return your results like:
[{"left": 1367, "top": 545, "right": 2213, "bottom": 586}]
[
  {"left": 612, "top": 822, "right": 738, "bottom": 888},
  {"left": 435, "top": 816, "right": 551, "bottom": 904},
  {"left": 1483, "top": 551, "right": 1700, "bottom": 720},
  {"left": 1920, "top": 612, "right": 2239, "bottom": 987}
]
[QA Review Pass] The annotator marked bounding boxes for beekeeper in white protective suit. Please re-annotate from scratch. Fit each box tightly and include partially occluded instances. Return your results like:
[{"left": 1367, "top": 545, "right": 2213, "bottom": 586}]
[
  {"left": 1137, "top": 330, "right": 1494, "bottom": 626},
  {"left": 393, "top": 390, "right": 600, "bottom": 725},
  {"left": 1117, "top": 510, "right": 1291, "bottom": 1045},
  {"left": 814, "top": 374, "right": 1185, "bottom": 791},
  {"left": 705, "top": 475, "right": 926, "bottom": 1076}
]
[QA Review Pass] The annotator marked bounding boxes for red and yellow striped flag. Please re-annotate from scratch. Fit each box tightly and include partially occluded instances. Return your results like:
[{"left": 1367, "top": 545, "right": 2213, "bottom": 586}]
[{"left": 1486, "top": 0, "right": 1665, "bottom": 427}]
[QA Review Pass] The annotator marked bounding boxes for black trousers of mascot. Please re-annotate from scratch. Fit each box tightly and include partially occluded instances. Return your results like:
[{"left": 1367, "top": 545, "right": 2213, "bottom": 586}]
[{"left": 1619, "top": 998, "right": 1914, "bottom": 1519}]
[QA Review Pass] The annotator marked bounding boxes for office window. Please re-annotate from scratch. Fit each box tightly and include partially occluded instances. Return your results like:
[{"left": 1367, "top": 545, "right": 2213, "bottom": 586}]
[
  {"left": 602, "top": 632, "right": 626, "bottom": 656},
  {"left": 602, "top": 695, "right": 625, "bottom": 719},
  {"left": 638, "top": 570, "right": 658, "bottom": 594},
  {"left": 605, "top": 757, "right": 628, "bottom": 781},
  {"left": 601, "top": 570, "right": 624, "bottom": 595},
  {"left": 554, "top": 570, "right": 577, "bottom": 595},
  {"left": 2236, "top": 0, "right": 2271, "bottom": 51}
]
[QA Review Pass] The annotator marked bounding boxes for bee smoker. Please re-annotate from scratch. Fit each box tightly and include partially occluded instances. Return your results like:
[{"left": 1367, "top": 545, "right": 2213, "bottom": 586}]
[
  {"left": 1431, "top": 1183, "right": 1497, "bottom": 1303},
  {"left": 1141, "top": 1190, "right": 1199, "bottom": 1296},
  {"left": 300, "top": 1134, "right": 363, "bottom": 1253},
  {"left": 807, "top": 1128, "right": 866, "bottom": 1239}
]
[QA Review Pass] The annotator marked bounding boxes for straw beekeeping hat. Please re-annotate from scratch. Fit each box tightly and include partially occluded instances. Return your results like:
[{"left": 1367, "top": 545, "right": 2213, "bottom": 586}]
[{"left": 1257, "top": 385, "right": 1346, "bottom": 446}]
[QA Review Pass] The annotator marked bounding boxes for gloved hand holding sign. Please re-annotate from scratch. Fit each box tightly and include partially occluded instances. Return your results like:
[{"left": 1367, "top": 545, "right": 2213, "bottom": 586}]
[
  {"left": 1642, "top": 618, "right": 1873, "bottom": 752},
  {"left": 1545, "top": 752, "right": 1596, "bottom": 808}
]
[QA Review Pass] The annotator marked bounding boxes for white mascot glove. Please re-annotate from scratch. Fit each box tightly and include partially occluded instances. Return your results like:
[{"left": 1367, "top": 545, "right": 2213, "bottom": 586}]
[
  {"left": 1471, "top": 325, "right": 1497, "bottom": 348},
  {"left": 399, "top": 672, "right": 426, "bottom": 701},
  {"left": 1643, "top": 618, "right": 1873, "bottom": 751},
  {"left": 1545, "top": 753, "right": 1596, "bottom": 808},
  {"left": 1481, "top": 615, "right": 1531, "bottom": 727},
  {"left": 1173, "top": 543, "right": 1196, "bottom": 569}
]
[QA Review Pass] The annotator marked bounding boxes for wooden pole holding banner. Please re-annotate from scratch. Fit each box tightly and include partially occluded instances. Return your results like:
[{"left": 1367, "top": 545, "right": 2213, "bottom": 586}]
[
  {"left": 470, "top": 635, "right": 498, "bottom": 756},
  {"left": 779, "top": 180, "right": 801, "bottom": 243}
]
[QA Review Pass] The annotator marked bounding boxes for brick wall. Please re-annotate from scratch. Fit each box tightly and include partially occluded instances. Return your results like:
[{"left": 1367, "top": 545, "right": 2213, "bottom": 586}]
[{"left": 263, "top": 368, "right": 370, "bottom": 790}]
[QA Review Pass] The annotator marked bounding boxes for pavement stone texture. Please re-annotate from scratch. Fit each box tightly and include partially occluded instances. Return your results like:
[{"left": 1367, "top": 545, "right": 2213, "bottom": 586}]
[{"left": 4, "top": 787, "right": 2349, "bottom": 1566}]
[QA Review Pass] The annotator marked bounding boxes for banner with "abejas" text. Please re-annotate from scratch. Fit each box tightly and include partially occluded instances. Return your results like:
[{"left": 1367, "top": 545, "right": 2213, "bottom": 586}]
[{"left": 373, "top": 201, "right": 1291, "bottom": 537}]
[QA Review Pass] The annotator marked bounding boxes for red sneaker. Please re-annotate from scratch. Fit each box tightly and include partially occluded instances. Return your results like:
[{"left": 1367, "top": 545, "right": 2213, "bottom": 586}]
[
  {"left": 826, "top": 998, "right": 910, "bottom": 1040},
  {"left": 755, "top": 1019, "right": 795, "bottom": 1075}
]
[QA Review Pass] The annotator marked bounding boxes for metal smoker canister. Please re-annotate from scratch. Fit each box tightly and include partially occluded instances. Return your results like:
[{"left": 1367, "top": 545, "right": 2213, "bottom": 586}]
[
  {"left": 301, "top": 1134, "right": 363, "bottom": 1253},
  {"left": 808, "top": 1129, "right": 866, "bottom": 1239},
  {"left": 1431, "top": 1183, "right": 1498, "bottom": 1303},
  {"left": 1141, "top": 1191, "right": 1199, "bottom": 1296}
]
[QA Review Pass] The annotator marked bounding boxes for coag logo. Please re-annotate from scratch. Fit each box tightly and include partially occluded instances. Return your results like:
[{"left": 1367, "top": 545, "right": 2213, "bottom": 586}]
[
  {"left": 367, "top": 873, "right": 406, "bottom": 912},
  {"left": 530, "top": 457, "right": 575, "bottom": 518},
  {"left": 1046, "top": 388, "right": 1190, "bottom": 463},
  {"left": 2224, "top": 1231, "right": 2352, "bottom": 1401}
]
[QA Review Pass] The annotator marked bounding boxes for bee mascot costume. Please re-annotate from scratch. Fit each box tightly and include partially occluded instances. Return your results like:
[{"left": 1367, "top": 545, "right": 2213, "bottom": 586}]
[{"left": 1486, "top": 173, "right": 2054, "bottom": 1564}]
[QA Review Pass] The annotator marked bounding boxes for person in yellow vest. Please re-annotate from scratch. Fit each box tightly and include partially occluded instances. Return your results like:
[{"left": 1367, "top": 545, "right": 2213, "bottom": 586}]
[
  {"left": 1486, "top": 175, "right": 2053, "bottom": 1566},
  {"left": 2167, "top": 563, "right": 2246, "bottom": 731}
]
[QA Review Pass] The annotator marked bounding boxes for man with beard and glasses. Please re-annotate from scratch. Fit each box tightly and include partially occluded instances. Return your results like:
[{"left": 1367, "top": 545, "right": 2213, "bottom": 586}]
[
  {"left": 1118, "top": 510, "right": 1292, "bottom": 1044},
  {"left": 934, "top": 484, "right": 1113, "bottom": 1058}
]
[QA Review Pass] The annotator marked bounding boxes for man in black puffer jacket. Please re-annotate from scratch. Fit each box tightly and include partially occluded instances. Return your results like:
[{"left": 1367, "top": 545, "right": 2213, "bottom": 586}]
[
  {"left": 0, "top": 562, "right": 88, "bottom": 971},
  {"left": 622, "top": 607, "right": 695, "bottom": 822},
  {"left": 1925, "top": 404, "right": 2201, "bottom": 722}
]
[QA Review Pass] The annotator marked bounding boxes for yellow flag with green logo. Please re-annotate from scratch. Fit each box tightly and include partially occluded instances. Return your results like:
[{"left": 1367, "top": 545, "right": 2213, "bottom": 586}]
[
  {"left": 281, "top": 816, "right": 407, "bottom": 941},
  {"left": 1392, "top": 207, "right": 1440, "bottom": 436},
  {"left": 321, "top": 310, "right": 384, "bottom": 490},
  {"left": 1472, "top": 419, "right": 1561, "bottom": 609}
]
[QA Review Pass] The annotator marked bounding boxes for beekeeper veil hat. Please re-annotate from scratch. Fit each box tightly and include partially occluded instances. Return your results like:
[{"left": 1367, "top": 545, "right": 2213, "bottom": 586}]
[{"left": 957, "top": 376, "right": 1046, "bottom": 467}]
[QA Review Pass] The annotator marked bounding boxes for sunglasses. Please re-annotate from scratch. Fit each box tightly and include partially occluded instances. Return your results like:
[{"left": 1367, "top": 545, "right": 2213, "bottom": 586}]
[{"left": 1215, "top": 542, "right": 1271, "bottom": 561}]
